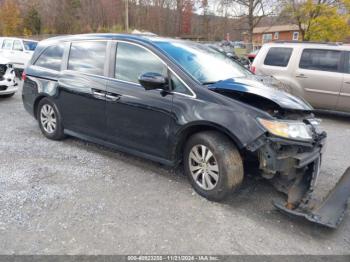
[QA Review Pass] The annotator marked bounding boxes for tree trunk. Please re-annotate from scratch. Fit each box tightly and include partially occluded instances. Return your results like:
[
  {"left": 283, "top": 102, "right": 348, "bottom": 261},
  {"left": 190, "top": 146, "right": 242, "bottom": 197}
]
[
  {"left": 177, "top": 0, "right": 183, "bottom": 36},
  {"left": 247, "top": 0, "right": 254, "bottom": 52}
]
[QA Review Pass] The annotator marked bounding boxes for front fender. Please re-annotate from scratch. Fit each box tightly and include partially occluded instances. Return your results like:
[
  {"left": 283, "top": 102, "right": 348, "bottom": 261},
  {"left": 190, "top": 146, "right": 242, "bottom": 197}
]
[
  {"left": 176, "top": 120, "right": 245, "bottom": 149},
  {"left": 171, "top": 97, "right": 267, "bottom": 150}
]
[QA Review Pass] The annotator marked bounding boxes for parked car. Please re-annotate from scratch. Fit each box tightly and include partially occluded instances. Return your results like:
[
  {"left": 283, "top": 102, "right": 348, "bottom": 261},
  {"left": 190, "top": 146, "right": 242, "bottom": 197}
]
[
  {"left": 247, "top": 49, "right": 259, "bottom": 63},
  {"left": 22, "top": 34, "right": 350, "bottom": 228},
  {"left": 252, "top": 42, "right": 350, "bottom": 112},
  {"left": 0, "top": 58, "right": 17, "bottom": 97},
  {"left": 0, "top": 37, "right": 38, "bottom": 76},
  {"left": 231, "top": 41, "right": 245, "bottom": 49},
  {"left": 206, "top": 44, "right": 251, "bottom": 69}
]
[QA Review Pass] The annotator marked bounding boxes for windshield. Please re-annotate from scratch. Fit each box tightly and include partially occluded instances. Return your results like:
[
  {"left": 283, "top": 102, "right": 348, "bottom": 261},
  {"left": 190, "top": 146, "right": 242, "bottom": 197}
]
[
  {"left": 23, "top": 41, "right": 38, "bottom": 51},
  {"left": 156, "top": 41, "right": 252, "bottom": 84}
]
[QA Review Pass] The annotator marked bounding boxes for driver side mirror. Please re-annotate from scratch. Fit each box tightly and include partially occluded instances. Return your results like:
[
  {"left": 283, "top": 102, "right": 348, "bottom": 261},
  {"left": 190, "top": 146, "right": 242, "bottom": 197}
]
[{"left": 138, "top": 72, "right": 168, "bottom": 91}]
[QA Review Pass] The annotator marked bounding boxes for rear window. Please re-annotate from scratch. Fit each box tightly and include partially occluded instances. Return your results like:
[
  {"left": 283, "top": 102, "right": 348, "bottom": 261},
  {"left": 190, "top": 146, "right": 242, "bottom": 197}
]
[
  {"left": 299, "top": 49, "right": 341, "bottom": 72},
  {"left": 68, "top": 41, "right": 107, "bottom": 76},
  {"left": 23, "top": 41, "right": 38, "bottom": 51},
  {"left": 34, "top": 44, "right": 64, "bottom": 71},
  {"left": 264, "top": 47, "right": 293, "bottom": 67}
]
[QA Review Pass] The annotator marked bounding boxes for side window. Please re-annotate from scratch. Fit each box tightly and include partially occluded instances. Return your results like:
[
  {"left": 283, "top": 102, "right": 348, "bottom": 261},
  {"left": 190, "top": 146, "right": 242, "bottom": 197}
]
[
  {"left": 2, "top": 39, "right": 13, "bottom": 50},
  {"left": 170, "top": 73, "right": 191, "bottom": 95},
  {"left": 23, "top": 41, "right": 38, "bottom": 51},
  {"left": 13, "top": 40, "right": 23, "bottom": 51},
  {"left": 346, "top": 52, "right": 350, "bottom": 74},
  {"left": 264, "top": 47, "right": 293, "bottom": 67},
  {"left": 35, "top": 44, "right": 64, "bottom": 71},
  {"left": 299, "top": 49, "right": 341, "bottom": 72},
  {"left": 68, "top": 41, "right": 107, "bottom": 76},
  {"left": 115, "top": 42, "right": 167, "bottom": 84}
]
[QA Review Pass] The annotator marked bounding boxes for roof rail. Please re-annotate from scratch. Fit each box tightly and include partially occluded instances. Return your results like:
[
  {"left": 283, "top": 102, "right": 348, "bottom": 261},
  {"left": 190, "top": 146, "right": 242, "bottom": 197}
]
[{"left": 273, "top": 40, "right": 343, "bottom": 46}]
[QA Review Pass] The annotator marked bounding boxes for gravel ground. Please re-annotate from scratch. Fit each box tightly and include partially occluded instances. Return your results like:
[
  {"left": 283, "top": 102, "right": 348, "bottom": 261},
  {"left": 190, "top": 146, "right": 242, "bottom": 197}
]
[{"left": 0, "top": 88, "right": 349, "bottom": 255}]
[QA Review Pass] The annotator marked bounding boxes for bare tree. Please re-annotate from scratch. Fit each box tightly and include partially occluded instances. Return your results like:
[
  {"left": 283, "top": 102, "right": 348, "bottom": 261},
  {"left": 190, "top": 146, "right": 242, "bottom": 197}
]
[
  {"left": 222, "top": 0, "right": 277, "bottom": 50},
  {"left": 5, "top": 0, "right": 279, "bottom": 41}
]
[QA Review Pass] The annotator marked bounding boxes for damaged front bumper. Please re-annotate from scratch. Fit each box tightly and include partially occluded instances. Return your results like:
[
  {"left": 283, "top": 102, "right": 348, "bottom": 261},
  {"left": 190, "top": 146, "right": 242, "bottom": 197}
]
[
  {"left": 0, "top": 64, "right": 17, "bottom": 95},
  {"left": 274, "top": 167, "right": 350, "bottom": 228},
  {"left": 248, "top": 131, "right": 350, "bottom": 228}
]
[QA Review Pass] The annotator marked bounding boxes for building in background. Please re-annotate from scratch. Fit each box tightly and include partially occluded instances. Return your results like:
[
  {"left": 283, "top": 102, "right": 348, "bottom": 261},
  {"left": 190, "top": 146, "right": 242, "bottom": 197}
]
[{"left": 243, "top": 24, "right": 302, "bottom": 49}]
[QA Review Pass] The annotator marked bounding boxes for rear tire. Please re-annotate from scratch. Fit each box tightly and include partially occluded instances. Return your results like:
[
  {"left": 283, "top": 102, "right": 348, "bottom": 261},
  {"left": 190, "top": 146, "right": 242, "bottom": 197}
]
[
  {"left": 37, "top": 98, "right": 65, "bottom": 140},
  {"left": 184, "top": 131, "right": 244, "bottom": 202}
]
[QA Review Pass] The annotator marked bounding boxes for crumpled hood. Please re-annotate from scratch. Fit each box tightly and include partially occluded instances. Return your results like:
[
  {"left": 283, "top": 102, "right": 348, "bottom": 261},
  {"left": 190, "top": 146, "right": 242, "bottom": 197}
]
[{"left": 208, "top": 76, "right": 313, "bottom": 111}]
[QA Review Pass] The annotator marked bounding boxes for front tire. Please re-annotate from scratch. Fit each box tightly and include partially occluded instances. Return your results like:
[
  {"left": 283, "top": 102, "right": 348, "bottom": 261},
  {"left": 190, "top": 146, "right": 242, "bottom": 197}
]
[
  {"left": 184, "top": 131, "right": 244, "bottom": 201},
  {"left": 37, "top": 98, "right": 65, "bottom": 140}
]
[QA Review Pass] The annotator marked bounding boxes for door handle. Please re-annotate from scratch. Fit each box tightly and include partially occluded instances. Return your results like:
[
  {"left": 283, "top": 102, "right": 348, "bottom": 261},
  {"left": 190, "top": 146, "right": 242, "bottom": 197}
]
[
  {"left": 92, "top": 89, "right": 106, "bottom": 99},
  {"left": 296, "top": 74, "right": 308, "bottom": 79},
  {"left": 106, "top": 93, "right": 121, "bottom": 102},
  {"left": 344, "top": 81, "right": 350, "bottom": 85}
]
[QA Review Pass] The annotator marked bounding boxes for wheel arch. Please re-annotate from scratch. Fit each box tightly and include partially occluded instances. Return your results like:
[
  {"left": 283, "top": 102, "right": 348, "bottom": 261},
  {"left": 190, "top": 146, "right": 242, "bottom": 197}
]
[
  {"left": 33, "top": 94, "right": 50, "bottom": 119},
  {"left": 172, "top": 121, "right": 244, "bottom": 164}
]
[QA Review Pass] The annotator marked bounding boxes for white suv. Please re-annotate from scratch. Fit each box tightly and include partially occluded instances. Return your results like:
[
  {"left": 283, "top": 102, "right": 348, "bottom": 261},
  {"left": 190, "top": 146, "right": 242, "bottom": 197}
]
[
  {"left": 0, "top": 37, "right": 38, "bottom": 74},
  {"left": 252, "top": 42, "right": 350, "bottom": 112}
]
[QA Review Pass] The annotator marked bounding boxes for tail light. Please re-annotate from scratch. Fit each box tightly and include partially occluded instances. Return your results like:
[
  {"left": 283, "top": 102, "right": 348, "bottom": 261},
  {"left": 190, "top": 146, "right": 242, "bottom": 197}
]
[
  {"left": 22, "top": 71, "right": 27, "bottom": 81},
  {"left": 250, "top": 65, "right": 256, "bottom": 74}
]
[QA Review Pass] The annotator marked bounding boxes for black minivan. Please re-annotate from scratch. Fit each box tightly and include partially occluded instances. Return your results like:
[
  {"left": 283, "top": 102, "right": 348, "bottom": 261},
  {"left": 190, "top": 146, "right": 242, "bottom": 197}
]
[{"left": 23, "top": 34, "right": 347, "bottom": 227}]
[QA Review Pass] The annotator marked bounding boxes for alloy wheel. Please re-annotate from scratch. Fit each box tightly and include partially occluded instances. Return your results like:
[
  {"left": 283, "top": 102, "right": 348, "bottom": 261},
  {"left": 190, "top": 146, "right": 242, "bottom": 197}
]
[
  {"left": 189, "top": 144, "right": 219, "bottom": 190},
  {"left": 40, "top": 104, "right": 57, "bottom": 134}
]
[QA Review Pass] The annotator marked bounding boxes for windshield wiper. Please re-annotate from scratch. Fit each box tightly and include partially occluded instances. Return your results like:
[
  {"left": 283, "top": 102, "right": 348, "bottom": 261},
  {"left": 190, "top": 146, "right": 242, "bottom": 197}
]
[
  {"left": 202, "top": 78, "right": 231, "bottom": 86},
  {"left": 202, "top": 81, "right": 218, "bottom": 85}
]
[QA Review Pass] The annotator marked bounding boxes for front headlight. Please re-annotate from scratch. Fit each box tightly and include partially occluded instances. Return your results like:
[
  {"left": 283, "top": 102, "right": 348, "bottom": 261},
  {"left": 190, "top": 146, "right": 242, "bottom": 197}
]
[{"left": 258, "top": 118, "right": 313, "bottom": 141}]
